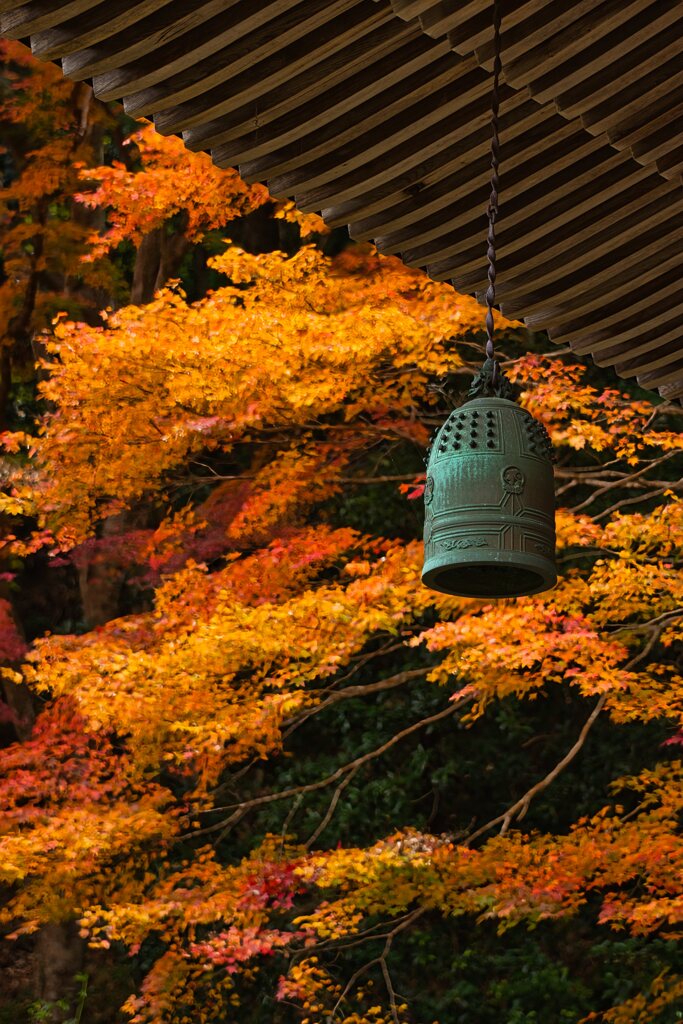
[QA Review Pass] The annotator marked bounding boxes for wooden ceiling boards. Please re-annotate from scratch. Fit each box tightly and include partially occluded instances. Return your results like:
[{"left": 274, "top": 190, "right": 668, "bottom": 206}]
[{"left": 3, "top": 0, "right": 682, "bottom": 397}]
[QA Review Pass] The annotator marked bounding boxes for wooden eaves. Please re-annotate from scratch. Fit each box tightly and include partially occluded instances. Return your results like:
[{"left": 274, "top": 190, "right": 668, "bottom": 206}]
[{"left": 2, "top": 0, "right": 682, "bottom": 399}]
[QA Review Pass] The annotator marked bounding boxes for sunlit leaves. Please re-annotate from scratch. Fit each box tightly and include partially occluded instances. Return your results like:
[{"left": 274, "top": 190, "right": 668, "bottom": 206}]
[
  {"left": 4, "top": 244, "right": 495, "bottom": 545},
  {"left": 75, "top": 125, "right": 270, "bottom": 259}
]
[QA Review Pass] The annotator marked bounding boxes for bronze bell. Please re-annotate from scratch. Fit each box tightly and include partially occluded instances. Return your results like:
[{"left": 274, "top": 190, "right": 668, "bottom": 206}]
[{"left": 422, "top": 370, "right": 556, "bottom": 599}]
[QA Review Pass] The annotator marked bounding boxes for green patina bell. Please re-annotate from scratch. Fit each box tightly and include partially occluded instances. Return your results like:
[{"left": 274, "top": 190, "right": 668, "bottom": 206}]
[{"left": 422, "top": 360, "right": 557, "bottom": 599}]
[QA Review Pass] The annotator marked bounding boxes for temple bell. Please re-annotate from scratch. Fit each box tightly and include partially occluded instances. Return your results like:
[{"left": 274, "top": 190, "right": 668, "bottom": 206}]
[{"left": 421, "top": 378, "right": 557, "bottom": 599}]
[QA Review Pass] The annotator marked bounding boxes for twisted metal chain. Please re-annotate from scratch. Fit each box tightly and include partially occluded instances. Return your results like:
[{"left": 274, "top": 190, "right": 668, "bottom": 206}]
[{"left": 485, "top": 0, "right": 502, "bottom": 385}]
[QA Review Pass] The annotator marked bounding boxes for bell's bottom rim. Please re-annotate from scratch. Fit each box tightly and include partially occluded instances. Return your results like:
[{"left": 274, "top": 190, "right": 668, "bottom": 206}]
[{"left": 422, "top": 548, "right": 557, "bottom": 599}]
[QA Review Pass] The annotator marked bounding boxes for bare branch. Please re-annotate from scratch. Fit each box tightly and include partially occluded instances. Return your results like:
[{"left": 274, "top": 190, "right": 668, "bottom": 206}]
[
  {"left": 336, "top": 474, "right": 420, "bottom": 485},
  {"left": 594, "top": 482, "right": 682, "bottom": 522},
  {"left": 305, "top": 765, "right": 360, "bottom": 849},
  {"left": 187, "top": 696, "right": 471, "bottom": 841},
  {"left": 380, "top": 950, "right": 400, "bottom": 1024},
  {"left": 610, "top": 609, "right": 683, "bottom": 633},
  {"left": 211, "top": 657, "right": 421, "bottom": 798},
  {"left": 211, "top": 661, "right": 425, "bottom": 800},
  {"left": 555, "top": 451, "right": 680, "bottom": 481},
  {"left": 570, "top": 451, "right": 680, "bottom": 513},
  {"left": 331, "top": 957, "right": 383, "bottom": 1020},
  {"left": 285, "top": 668, "right": 430, "bottom": 738},
  {"left": 464, "top": 614, "right": 680, "bottom": 848},
  {"left": 622, "top": 620, "right": 675, "bottom": 671},
  {"left": 303, "top": 910, "right": 421, "bottom": 957},
  {"left": 280, "top": 792, "right": 304, "bottom": 845},
  {"left": 329, "top": 908, "right": 426, "bottom": 1021},
  {"left": 466, "top": 694, "right": 607, "bottom": 844}
]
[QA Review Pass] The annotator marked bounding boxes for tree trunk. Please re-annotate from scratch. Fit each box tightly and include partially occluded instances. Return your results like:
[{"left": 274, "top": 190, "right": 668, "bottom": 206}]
[
  {"left": 76, "top": 510, "right": 137, "bottom": 628},
  {"left": 1, "top": 675, "right": 34, "bottom": 741},
  {"left": 130, "top": 227, "right": 163, "bottom": 305},
  {"left": 131, "top": 220, "right": 191, "bottom": 306},
  {"left": 0, "top": 346, "right": 11, "bottom": 433},
  {"left": 33, "top": 923, "right": 85, "bottom": 1022},
  {"left": 0, "top": 595, "right": 34, "bottom": 740}
]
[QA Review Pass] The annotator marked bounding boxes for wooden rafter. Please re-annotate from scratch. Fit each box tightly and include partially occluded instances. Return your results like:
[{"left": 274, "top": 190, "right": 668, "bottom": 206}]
[{"left": 2, "top": 0, "right": 681, "bottom": 397}]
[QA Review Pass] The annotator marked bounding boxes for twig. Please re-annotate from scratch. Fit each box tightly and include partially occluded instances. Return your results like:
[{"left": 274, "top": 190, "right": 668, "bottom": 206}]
[
  {"left": 280, "top": 792, "right": 304, "bottom": 845},
  {"left": 336, "top": 474, "right": 420, "bottom": 485},
  {"left": 306, "top": 765, "right": 360, "bottom": 848},
  {"left": 184, "top": 697, "right": 471, "bottom": 841},
  {"left": 555, "top": 452, "right": 680, "bottom": 480},
  {"left": 329, "top": 909, "right": 426, "bottom": 1021},
  {"left": 330, "top": 957, "right": 382, "bottom": 1019},
  {"left": 300, "top": 910, "right": 421, "bottom": 957},
  {"left": 624, "top": 624, "right": 667, "bottom": 671},
  {"left": 500, "top": 347, "right": 573, "bottom": 362},
  {"left": 610, "top": 609, "right": 683, "bottom": 632},
  {"left": 466, "top": 694, "right": 607, "bottom": 844},
  {"left": 284, "top": 668, "right": 429, "bottom": 739},
  {"left": 466, "top": 618, "right": 681, "bottom": 848},
  {"left": 211, "top": 659, "right": 423, "bottom": 800},
  {"left": 570, "top": 452, "right": 680, "bottom": 513},
  {"left": 319, "top": 641, "right": 410, "bottom": 693},
  {"left": 380, "top": 953, "right": 401, "bottom": 1024},
  {"left": 594, "top": 483, "right": 681, "bottom": 521},
  {"left": 211, "top": 654, "right": 419, "bottom": 798}
]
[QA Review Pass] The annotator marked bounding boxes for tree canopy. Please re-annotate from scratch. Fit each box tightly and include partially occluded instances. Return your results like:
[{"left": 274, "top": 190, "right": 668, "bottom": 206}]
[{"left": 1, "top": 39, "right": 682, "bottom": 1024}]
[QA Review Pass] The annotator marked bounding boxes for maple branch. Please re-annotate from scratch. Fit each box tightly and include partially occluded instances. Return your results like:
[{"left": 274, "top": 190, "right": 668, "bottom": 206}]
[
  {"left": 466, "top": 694, "right": 608, "bottom": 844},
  {"left": 321, "top": 641, "right": 414, "bottom": 688},
  {"left": 303, "top": 910, "right": 422, "bottom": 956},
  {"left": 189, "top": 697, "right": 471, "bottom": 841},
  {"left": 555, "top": 466, "right": 623, "bottom": 478},
  {"left": 558, "top": 476, "right": 677, "bottom": 500},
  {"left": 620, "top": 614, "right": 681, "bottom": 671},
  {"left": 305, "top": 764, "right": 360, "bottom": 849},
  {"left": 382, "top": 958, "right": 397, "bottom": 1024},
  {"left": 594, "top": 483, "right": 682, "bottom": 521},
  {"left": 377, "top": 913, "right": 421, "bottom": 1024},
  {"left": 466, "top": 618, "right": 681, "bottom": 848},
  {"left": 380, "top": 947, "right": 401, "bottom": 1024},
  {"left": 555, "top": 450, "right": 679, "bottom": 484},
  {"left": 499, "top": 347, "right": 573, "bottom": 363},
  {"left": 283, "top": 667, "right": 430, "bottom": 739},
  {"left": 569, "top": 452, "right": 681, "bottom": 513},
  {"left": 217, "top": 660, "right": 424, "bottom": 794},
  {"left": 329, "top": 909, "right": 426, "bottom": 1021},
  {"left": 280, "top": 792, "right": 305, "bottom": 843},
  {"left": 336, "top": 474, "right": 419, "bottom": 485},
  {"left": 557, "top": 547, "right": 613, "bottom": 564},
  {"left": 610, "top": 609, "right": 683, "bottom": 632},
  {"left": 331, "top": 958, "right": 383, "bottom": 1020}
]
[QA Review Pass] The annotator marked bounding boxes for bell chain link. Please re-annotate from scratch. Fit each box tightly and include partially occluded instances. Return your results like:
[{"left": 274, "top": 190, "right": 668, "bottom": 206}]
[
  {"left": 466, "top": 0, "right": 515, "bottom": 403},
  {"left": 485, "top": 0, "right": 502, "bottom": 388}
]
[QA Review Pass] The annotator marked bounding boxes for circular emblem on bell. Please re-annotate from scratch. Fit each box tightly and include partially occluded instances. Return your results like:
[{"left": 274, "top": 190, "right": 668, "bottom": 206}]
[
  {"left": 424, "top": 475, "right": 435, "bottom": 505},
  {"left": 502, "top": 466, "right": 525, "bottom": 494}
]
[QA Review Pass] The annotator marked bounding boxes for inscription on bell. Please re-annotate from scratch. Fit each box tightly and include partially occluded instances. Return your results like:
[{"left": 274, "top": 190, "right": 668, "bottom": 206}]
[{"left": 441, "top": 537, "right": 489, "bottom": 550}]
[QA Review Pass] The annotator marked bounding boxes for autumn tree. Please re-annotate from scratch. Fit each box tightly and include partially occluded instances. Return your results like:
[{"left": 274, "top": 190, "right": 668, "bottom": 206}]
[
  {"left": 0, "top": 45, "right": 318, "bottom": 1015},
  {"left": 1, "top": 44, "right": 683, "bottom": 1024},
  {"left": 0, "top": 41, "right": 120, "bottom": 425}
]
